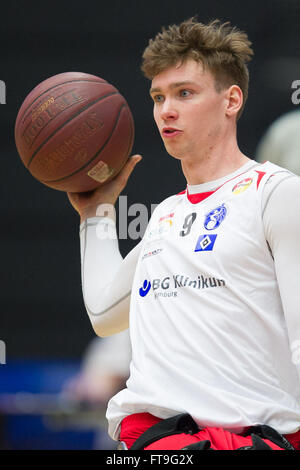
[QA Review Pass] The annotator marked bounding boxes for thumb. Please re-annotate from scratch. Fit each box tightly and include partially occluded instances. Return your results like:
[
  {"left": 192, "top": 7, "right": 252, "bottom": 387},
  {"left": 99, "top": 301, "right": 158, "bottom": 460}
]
[
  {"left": 117, "top": 154, "right": 142, "bottom": 185},
  {"left": 127, "top": 154, "right": 142, "bottom": 172}
]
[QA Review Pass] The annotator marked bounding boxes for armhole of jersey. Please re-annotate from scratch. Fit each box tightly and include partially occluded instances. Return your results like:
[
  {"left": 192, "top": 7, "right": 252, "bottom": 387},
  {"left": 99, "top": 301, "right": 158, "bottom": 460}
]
[
  {"left": 261, "top": 173, "right": 296, "bottom": 217},
  {"left": 261, "top": 173, "right": 297, "bottom": 259}
]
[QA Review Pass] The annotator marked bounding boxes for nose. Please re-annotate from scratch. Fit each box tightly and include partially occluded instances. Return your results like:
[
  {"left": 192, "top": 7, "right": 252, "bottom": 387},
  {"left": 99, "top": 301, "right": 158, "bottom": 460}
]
[{"left": 160, "top": 99, "right": 179, "bottom": 121}]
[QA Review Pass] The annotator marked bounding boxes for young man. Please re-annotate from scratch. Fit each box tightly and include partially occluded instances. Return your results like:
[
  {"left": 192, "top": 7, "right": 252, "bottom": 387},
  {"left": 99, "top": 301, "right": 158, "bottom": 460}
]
[{"left": 68, "top": 18, "right": 300, "bottom": 450}]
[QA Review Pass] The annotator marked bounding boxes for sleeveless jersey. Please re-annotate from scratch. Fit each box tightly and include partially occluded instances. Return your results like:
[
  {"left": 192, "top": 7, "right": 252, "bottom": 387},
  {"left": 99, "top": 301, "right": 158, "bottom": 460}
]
[{"left": 106, "top": 161, "right": 300, "bottom": 440}]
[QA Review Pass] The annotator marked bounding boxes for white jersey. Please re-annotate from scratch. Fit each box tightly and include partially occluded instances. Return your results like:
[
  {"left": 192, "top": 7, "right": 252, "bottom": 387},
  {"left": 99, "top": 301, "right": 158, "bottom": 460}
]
[{"left": 104, "top": 160, "right": 300, "bottom": 439}]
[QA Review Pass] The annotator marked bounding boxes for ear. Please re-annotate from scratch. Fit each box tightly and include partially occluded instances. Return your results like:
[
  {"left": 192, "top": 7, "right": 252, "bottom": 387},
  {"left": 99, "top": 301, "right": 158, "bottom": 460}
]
[{"left": 225, "top": 85, "right": 243, "bottom": 118}]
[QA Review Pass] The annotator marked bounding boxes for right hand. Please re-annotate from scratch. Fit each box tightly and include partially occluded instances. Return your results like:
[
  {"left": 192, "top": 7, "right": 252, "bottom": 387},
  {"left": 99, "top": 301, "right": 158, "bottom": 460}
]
[{"left": 67, "top": 154, "right": 142, "bottom": 222}]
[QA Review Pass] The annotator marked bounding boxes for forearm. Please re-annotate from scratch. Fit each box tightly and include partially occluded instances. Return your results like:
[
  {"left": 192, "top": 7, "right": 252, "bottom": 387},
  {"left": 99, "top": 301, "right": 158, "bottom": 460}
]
[{"left": 80, "top": 216, "right": 141, "bottom": 336}]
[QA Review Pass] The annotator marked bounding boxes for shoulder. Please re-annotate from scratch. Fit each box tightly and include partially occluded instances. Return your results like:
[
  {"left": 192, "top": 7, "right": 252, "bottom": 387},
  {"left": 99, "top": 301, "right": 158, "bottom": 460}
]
[
  {"left": 264, "top": 173, "right": 300, "bottom": 210},
  {"left": 263, "top": 170, "right": 300, "bottom": 252},
  {"left": 150, "top": 191, "right": 185, "bottom": 218},
  {"left": 261, "top": 162, "right": 300, "bottom": 214},
  {"left": 258, "top": 160, "right": 294, "bottom": 177}
]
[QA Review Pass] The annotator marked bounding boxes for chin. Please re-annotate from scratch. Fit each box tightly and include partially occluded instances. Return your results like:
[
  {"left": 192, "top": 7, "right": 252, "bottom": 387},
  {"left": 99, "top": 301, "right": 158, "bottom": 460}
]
[{"left": 164, "top": 145, "right": 183, "bottom": 160}]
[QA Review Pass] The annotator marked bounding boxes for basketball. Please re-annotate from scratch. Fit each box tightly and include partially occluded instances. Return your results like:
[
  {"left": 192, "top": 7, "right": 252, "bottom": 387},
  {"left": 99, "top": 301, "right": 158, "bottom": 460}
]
[{"left": 14, "top": 72, "right": 135, "bottom": 192}]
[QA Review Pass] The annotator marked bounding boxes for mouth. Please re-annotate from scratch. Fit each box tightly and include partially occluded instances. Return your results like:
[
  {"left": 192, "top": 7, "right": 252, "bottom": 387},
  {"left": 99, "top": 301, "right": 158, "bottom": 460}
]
[{"left": 162, "top": 127, "right": 182, "bottom": 138}]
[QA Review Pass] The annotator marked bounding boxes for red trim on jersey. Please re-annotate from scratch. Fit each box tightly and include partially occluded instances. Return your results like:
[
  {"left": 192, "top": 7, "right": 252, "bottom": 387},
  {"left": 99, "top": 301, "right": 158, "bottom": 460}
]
[
  {"left": 186, "top": 190, "right": 216, "bottom": 204},
  {"left": 175, "top": 188, "right": 217, "bottom": 203},
  {"left": 120, "top": 412, "right": 300, "bottom": 450},
  {"left": 176, "top": 164, "right": 260, "bottom": 204},
  {"left": 255, "top": 170, "right": 266, "bottom": 189},
  {"left": 159, "top": 212, "right": 174, "bottom": 222}
]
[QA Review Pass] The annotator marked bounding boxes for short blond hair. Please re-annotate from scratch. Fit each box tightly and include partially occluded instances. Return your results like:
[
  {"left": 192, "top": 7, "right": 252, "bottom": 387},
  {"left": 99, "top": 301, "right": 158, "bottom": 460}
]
[{"left": 141, "top": 18, "right": 254, "bottom": 119}]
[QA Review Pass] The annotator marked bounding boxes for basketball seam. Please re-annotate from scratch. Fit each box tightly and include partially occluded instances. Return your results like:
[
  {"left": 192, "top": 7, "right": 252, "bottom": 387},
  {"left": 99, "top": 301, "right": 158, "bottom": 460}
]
[
  {"left": 27, "top": 91, "right": 119, "bottom": 169},
  {"left": 22, "top": 89, "right": 86, "bottom": 149},
  {"left": 40, "top": 103, "right": 131, "bottom": 183},
  {"left": 19, "top": 78, "right": 108, "bottom": 123},
  {"left": 115, "top": 105, "right": 135, "bottom": 173}
]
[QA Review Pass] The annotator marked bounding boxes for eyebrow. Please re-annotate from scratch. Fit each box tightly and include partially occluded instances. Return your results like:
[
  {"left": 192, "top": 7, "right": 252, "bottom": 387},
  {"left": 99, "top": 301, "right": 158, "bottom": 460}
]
[{"left": 149, "top": 81, "right": 198, "bottom": 95}]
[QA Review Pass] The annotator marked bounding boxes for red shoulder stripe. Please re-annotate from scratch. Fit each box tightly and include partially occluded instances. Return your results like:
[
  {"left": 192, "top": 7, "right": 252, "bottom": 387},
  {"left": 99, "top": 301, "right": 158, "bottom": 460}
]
[{"left": 255, "top": 170, "right": 266, "bottom": 189}]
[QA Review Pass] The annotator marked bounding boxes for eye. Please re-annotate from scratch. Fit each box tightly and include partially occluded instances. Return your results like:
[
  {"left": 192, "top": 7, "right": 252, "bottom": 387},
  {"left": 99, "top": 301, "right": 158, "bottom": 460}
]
[
  {"left": 153, "top": 94, "right": 164, "bottom": 103},
  {"left": 179, "top": 89, "right": 191, "bottom": 98}
]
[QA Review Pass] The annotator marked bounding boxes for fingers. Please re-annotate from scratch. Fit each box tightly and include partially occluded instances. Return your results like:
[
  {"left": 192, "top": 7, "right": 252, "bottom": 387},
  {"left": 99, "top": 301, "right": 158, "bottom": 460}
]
[{"left": 66, "top": 154, "right": 142, "bottom": 216}]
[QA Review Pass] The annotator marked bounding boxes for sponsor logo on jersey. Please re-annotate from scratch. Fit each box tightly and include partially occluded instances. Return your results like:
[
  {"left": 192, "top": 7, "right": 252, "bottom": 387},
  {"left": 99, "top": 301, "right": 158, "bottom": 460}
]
[
  {"left": 232, "top": 178, "right": 253, "bottom": 194},
  {"left": 139, "top": 274, "right": 225, "bottom": 299},
  {"left": 142, "top": 248, "right": 163, "bottom": 260},
  {"left": 194, "top": 234, "right": 217, "bottom": 252},
  {"left": 147, "top": 213, "right": 174, "bottom": 240},
  {"left": 139, "top": 280, "right": 151, "bottom": 297},
  {"left": 204, "top": 204, "right": 227, "bottom": 230},
  {"left": 158, "top": 212, "right": 174, "bottom": 224}
]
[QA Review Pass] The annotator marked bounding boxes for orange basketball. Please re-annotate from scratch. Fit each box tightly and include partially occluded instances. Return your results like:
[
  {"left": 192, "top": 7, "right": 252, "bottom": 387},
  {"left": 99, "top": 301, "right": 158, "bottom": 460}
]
[{"left": 15, "top": 72, "right": 135, "bottom": 192}]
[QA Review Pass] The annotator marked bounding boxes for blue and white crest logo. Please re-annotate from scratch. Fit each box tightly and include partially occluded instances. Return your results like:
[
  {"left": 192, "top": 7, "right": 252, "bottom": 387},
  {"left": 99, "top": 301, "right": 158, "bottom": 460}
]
[
  {"left": 195, "top": 234, "right": 217, "bottom": 252},
  {"left": 204, "top": 204, "right": 227, "bottom": 230}
]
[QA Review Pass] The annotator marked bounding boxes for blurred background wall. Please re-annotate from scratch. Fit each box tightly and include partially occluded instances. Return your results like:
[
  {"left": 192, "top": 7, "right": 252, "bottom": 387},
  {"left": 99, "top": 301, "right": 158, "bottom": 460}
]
[{"left": 0, "top": 0, "right": 299, "bottom": 449}]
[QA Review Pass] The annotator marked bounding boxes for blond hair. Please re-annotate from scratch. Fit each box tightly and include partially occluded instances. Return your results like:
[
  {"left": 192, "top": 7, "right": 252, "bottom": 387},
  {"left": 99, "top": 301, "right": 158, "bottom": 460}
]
[{"left": 141, "top": 18, "right": 254, "bottom": 119}]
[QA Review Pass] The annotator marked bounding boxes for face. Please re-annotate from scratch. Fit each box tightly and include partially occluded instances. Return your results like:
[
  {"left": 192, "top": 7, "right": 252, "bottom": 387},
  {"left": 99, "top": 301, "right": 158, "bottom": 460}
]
[{"left": 150, "top": 59, "right": 229, "bottom": 161}]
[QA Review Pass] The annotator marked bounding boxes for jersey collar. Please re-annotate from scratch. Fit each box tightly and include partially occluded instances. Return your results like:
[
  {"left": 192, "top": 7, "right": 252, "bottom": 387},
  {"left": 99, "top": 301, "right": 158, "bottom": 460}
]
[{"left": 179, "top": 160, "right": 260, "bottom": 204}]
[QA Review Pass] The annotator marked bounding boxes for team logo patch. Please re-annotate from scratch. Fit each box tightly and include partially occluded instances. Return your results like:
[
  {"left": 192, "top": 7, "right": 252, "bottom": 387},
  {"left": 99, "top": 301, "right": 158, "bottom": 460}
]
[
  {"left": 147, "top": 213, "right": 174, "bottom": 239},
  {"left": 194, "top": 234, "right": 217, "bottom": 252},
  {"left": 158, "top": 212, "right": 174, "bottom": 224},
  {"left": 232, "top": 178, "right": 253, "bottom": 194},
  {"left": 204, "top": 204, "right": 227, "bottom": 230},
  {"left": 139, "top": 280, "right": 151, "bottom": 297}
]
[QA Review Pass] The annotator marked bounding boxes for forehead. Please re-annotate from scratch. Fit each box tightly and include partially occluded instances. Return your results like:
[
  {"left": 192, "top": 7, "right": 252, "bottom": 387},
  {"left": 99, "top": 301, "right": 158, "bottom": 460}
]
[{"left": 151, "top": 59, "right": 214, "bottom": 91}]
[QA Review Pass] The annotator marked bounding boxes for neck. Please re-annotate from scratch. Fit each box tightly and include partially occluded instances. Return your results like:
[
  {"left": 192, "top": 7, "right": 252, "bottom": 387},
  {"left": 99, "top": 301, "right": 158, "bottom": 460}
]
[{"left": 180, "top": 133, "right": 250, "bottom": 185}]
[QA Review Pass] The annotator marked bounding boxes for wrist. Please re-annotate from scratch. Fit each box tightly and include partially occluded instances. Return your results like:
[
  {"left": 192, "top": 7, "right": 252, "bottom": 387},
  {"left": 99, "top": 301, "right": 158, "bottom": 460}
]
[
  {"left": 80, "top": 207, "right": 98, "bottom": 223},
  {"left": 80, "top": 203, "right": 116, "bottom": 224}
]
